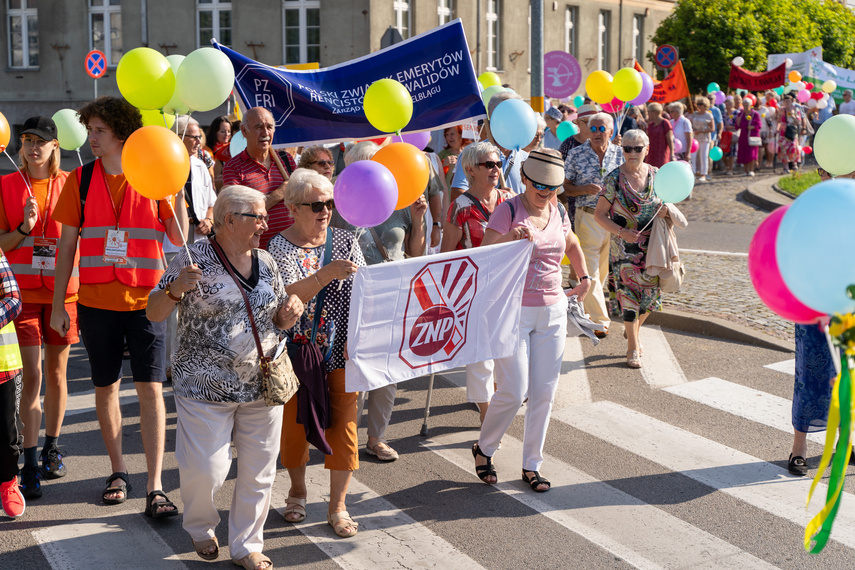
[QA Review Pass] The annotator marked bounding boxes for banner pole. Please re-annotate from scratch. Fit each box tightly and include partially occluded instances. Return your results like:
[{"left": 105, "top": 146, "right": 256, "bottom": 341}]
[{"left": 420, "top": 373, "right": 436, "bottom": 436}]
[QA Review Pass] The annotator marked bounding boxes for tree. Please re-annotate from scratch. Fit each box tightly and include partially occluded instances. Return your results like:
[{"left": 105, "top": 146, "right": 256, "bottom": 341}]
[{"left": 650, "top": 0, "right": 855, "bottom": 92}]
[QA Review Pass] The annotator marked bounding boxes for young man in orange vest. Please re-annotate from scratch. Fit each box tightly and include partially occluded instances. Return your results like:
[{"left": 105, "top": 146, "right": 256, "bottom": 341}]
[{"left": 50, "top": 97, "right": 189, "bottom": 517}]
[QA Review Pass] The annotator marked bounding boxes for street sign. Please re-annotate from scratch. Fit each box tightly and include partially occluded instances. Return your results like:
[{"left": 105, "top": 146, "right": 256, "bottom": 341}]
[
  {"left": 655, "top": 45, "right": 678, "bottom": 69},
  {"left": 543, "top": 51, "right": 582, "bottom": 99},
  {"left": 85, "top": 50, "right": 107, "bottom": 79}
]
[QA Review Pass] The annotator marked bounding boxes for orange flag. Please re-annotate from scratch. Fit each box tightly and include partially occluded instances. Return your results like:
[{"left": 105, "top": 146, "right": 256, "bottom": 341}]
[{"left": 634, "top": 60, "right": 690, "bottom": 104}]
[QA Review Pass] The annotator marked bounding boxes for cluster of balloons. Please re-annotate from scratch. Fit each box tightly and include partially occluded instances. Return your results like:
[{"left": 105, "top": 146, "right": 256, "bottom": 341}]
[{"left": 585, "top": 67, "right": 654, "bottom": 108}]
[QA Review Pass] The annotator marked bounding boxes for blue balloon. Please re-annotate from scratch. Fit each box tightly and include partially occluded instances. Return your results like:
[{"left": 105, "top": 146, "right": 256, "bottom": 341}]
[
  {"left": 489, "top": 99, "right": 537, "bottom": 151},
  {"left": 229, "top": 130, "right": 247, "bottom": 157},
  {"left": 653, "top": 161, "right": 694, "bottom": 203},
  {"left": 776, "top": 179, "right": 855, "bottom": 315}
]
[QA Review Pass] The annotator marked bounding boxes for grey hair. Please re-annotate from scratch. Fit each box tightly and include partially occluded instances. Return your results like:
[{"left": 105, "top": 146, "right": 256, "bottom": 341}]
[
  {"left": 647, "top": 102, "right": 663, "bottom": 113},
  {"left": 487, "top": 90, "right": 523, "bottom": 117},
  {"left": 588, "top": 112, "right": 613, "bottom": 128},
  {"left": 667, "top": 102, "right": 684, "bottom": 115},
  {"left": 297, "top": 145, "right": 334, "bottom": 169},
  {"left": 622, "top": 129, "right": 649, "bottom": 147},
  {"left": 283, "top": 168, "right": 333, "bottom": 207},
  {"left": 460, "top": 140, "right": 501, "bottom": 183},
  {"left": 175, "top": 115, "right": 200, "bottom": 134},
  {"left": 213, "top": 185, "right": 265, "bottom": 229},
  {"left": 345, "top": 141, "right": 379, "bottom": 165}
]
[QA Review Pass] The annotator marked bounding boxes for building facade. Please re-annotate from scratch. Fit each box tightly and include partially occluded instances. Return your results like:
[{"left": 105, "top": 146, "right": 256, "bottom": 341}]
[{"left": 1, "top": 0, "right": 674, "bottom": 134}]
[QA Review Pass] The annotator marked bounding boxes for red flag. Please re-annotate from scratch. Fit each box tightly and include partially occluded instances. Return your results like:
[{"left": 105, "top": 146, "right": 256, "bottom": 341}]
[
  {"left": 634, "top": 60, "right": 690, "bottom": 104},
  {"left": 728, "top": 63, "right": 786, "bottom": 91}
]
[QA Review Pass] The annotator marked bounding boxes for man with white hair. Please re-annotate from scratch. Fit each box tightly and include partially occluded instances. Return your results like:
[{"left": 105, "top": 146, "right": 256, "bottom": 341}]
[
  {"left": 837, "top": 89, "right": 855, "bottom": 116},
  {"left": 563, "top": 112, "right": 624, "bottom": 336}
]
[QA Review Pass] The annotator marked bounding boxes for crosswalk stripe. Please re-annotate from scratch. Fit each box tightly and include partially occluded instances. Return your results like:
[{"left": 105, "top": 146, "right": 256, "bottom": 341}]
[
  {"left": 665, "top": 377, "right": 825, "bottom": 445},
  {"left": 270, "top": 464, "right": 484, "bottom": 569},
  {"left": 424, "top": 430, "right": 778, "bottom": 569},
  {"left": 639, "top": 325, "right": 686, "bottom": 388},
  {"left": 33, "top": 509, "right": 187, "bottom": 570},
  {"left": 554, "top": 401, "right": 855, "bottom": 550},
  {"left": 62, "top": 386, "right": 174, "bottom": 417},
  {"left": 764, "top": 359, "right": 795, "bottom": 376}
]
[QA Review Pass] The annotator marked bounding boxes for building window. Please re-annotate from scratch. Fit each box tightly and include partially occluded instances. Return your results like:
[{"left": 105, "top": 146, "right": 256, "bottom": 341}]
[
  {"left": 632, "top": 15, "right": 644, "bottom": 64},
  {"left": 437, "top": 0, "right": 455, "bottom": 25},
  {"left": 89, "top": 0, "right": 122, "bottom": 67},
  {"left": 284, "top": 0, "right": 320, "bottom": 64},
  {"left": 564, "top": 6, "right": 577, "bottom": 58},
  {"left": 394, "top": 0, "right": 411, "bottom": 39},
  {"left": 197, "top": 0, "right": 231, "bottom": 48},
  {"left": 598, "top": 10, "right": 611, "bottom": 72},
  {"left": 7, "top": 0, "right": 38, "bottom": 68},
  {"left": 486, "top": 0, "right": 500, "bottom": 71}
]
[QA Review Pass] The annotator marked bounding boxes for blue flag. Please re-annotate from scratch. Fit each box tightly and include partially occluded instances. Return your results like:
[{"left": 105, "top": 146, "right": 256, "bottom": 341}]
[{"left": 214, "top": 20, "right": 485, "bottom": 147}]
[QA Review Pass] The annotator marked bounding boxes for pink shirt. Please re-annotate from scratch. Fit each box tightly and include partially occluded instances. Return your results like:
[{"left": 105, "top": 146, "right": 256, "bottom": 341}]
[{"left": 487, "top": 195, "right": 572, "bottom": 307}]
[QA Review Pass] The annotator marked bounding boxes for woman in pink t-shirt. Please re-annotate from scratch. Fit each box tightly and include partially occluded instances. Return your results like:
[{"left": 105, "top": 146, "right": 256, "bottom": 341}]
[{"left": 472, "top": 149, "right": 591, "bottom": 493}]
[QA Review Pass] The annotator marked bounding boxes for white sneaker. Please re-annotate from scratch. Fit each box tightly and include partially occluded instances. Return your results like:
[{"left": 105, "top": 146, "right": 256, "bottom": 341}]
[{"left": 748, "top": 171, "right": 755, "bottom": 177}]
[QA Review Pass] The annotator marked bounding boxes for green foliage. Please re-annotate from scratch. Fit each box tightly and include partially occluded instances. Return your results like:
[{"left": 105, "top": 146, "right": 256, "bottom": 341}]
[
  {"left": 650, "top": 0, "right": 855, "bottom": 91},
  {"left": 777, "top": 169, "right": 820, "bottom": 196}
]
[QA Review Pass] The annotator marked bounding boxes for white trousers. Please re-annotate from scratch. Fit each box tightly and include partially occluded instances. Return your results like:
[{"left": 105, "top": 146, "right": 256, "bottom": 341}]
[
  {"left": 357, "top": 384, "right": 397, "bottom": 440},
  {"left": 466, "top": 359, "right": 495, "bottom": 403},
  {"left": 175, "top": 395, "right": 283, "bottom": 560},
  {"left": 574, "top": 209, "right": 611, "bottom": 329},
  {"left": 691, "top": 139, "right": 711, "bottom": 176},
  {"left": 478, "top": 298, "right": 568, "bottom": 472}
]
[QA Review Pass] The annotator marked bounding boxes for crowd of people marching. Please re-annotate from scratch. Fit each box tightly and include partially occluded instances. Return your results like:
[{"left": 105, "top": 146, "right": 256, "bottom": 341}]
[{"left": 0, "top": 82, "right": 845, "bottom": 568}]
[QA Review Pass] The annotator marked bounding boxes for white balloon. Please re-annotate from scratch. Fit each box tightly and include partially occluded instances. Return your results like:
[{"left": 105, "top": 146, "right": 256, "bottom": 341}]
[
  {"left": 795, "top": 81, "right": 806, "bottom": 91},
  {"left": 807, "top": 99, "right": 818, "bottom": 108},
  {"left": 817, "top": 99, "right": 828, "bottom": 110},
  {"left": 785, "top": 58, "right": 793, "bottom": 68},
  {"left": 822, "top": 92, "right": 830, "bottom": 101},
  {"left": 732, "top": 56, "right": 745, "bottom": 67}
]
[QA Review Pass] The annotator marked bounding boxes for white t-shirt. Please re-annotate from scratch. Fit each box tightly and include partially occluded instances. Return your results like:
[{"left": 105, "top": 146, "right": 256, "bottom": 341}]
[
  {"left": 838, "top": 99, "right": 855, "bottom": 116},
  {"left": 163, "top": 156, "right": 217, "bottom": 254},
  {"left": 671, "top": 116, "right": 693, "bottom": 148}
]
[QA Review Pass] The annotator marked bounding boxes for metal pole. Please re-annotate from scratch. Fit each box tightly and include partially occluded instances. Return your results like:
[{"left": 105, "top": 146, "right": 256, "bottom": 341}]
[
  {"left": 420, "top": 374, "right": 436, "bottom": 436},
  {"left": 94, "top": 78, "right": 98, "bottom": 99},
  {"left": 476, "top": 0, "right": 482, "bottom": 75},
  {"left": 530, "top": 0, "right": 544, "bottom": 112}
]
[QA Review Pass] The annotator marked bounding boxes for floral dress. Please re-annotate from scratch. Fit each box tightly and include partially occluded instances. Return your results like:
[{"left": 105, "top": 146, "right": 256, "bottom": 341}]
[
  {"left": 602, "top": 167, "right": 663, "bottom": 322},
  {"left": 778, "top": 106, "right": 804, "bottom": 163}
]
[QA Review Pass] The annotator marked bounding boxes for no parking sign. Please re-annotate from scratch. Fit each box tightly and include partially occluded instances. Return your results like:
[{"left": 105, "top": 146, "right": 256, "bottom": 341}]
[{"left": 86, "top": 50, "right": 107, "bottom": 79}]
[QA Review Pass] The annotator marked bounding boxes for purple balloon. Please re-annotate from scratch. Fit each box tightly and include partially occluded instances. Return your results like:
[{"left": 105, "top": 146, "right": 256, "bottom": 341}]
[
  {"left": 391, "top": 131, "right": 431, "bottom": 150},
  {"left": 673, "top": 137, "right": 683, "bottom": 154},
  {"left": 629, "top": 73, "right": 655, "bottom": 106},
  {"left": 714, "top": 90, "right": 726, "bottom": 105},
  {"left": 333, "top": 161, "right": 398, "bottom": 228}
]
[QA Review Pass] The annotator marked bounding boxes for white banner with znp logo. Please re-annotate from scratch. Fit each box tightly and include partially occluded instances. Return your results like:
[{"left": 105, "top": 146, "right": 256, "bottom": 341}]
[{"left": 345, "top": 240, "right": 534, "bottom": 392}]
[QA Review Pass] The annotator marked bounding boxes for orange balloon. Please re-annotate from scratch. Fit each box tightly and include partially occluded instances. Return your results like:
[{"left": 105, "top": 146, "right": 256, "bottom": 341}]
[
  {"left": 0, "top": 111, "right": 10, "bottom": 152},
  {"left": 121, "top": 125, "right": 190, "bottom": 200},
  {"left": 788, "top": 70, "right": 802, "bottom": 83},
  {"left": 372, "top": 142, "right": 430, "bottom": 210}
]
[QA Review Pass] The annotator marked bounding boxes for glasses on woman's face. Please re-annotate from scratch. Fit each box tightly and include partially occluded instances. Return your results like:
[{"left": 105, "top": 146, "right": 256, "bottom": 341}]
[
  {"left": 589, "top": 125, "right": 607, "bottom": 133},
  {"left": 311, "top": 160, "right": 335, "bottom": 167},
  {"left": 622, "top": 146, "right": 645, "bottom": 154},
  {"left": 478, "top": 160, "right": 501, "bottom": 170},
  {"left": 20, "top": 136, "right": 50, "bottom": 148},
  {"left": 235, "top": 212, "right": 269, "bottom": 224},
  {"left": 530, "top": 180, "right": 561, "bottom": 192},
  {"left": 300, "top": 199, "right": 335, "bottom": 213}
]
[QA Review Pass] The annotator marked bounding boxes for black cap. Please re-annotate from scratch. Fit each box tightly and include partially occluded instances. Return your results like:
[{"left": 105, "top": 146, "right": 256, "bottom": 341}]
[{"left": 21, "top": 116, "right": 58, "bottom": 141}]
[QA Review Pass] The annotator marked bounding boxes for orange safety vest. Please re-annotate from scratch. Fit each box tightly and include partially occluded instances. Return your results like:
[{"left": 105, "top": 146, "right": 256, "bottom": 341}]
[
  {"left": 0, "top": 170, "right": 80, "bottom": 293},
  {"left": 76, "top": 160, "right": 167, "bottom": 288}
]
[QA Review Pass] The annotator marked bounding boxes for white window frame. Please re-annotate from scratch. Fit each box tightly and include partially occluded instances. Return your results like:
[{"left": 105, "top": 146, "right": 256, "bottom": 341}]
[
  {"left": 394, "top": 0, "right": 411, "bottom": 39},
  {"left": 7, "top": 0, "right": 38, "bottom": 69},
  {"left": 89, "top": 0, "right": 121, "bottom": 67},
  {"left": 598, "top": 10, "right": 611, "bottom": 73},
  {"left": 283, "top": 0, "right": 320, "bottom": 64},
  {"left": 197, "top": 0, "right": 232, "bottom": 48},
  {"left": 486, "top": 0, "right": 500, "bottom": 71},
  {"left": 632, "top": 14, "right": 644, "bottom": 64},
  {"left": 564, "top": 5, "right": 577, "bottom": 57},
  {"left": 437, "top": 0, "right": 454, "bottom": 25}
]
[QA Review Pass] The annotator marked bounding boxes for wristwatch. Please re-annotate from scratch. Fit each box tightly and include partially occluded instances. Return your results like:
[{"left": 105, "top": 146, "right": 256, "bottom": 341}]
[
  {"left": 433, "top": 222, "right": 442, "bottom": 227},
  {"left": 580, "top": 276, "right": 593, "bottom": 281},
  {"left": 165, "top": 283, "right": 185, "bottom": 302}
]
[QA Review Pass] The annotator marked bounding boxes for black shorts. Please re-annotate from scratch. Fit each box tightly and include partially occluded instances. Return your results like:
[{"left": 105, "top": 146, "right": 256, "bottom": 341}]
[{"left": 77, "top": 304, "right": 167, "bottom": 387}]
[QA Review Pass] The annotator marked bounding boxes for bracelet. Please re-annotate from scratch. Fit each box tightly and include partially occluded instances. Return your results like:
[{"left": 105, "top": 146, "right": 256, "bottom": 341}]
[
  {"left": 16, "top": 223, "right": 31, "bottom": 236},
  {"left": 580, "top": 276, "right": 593, "bottom": 281},
  {"left": 616, "top": 228, "right": 623, "bottom": 237},
  {"left": 314, "top": 273, "right": 323, "bottom": 287},
  {"left": 165, "top": 283, "right": 184, "bottom": 303}
]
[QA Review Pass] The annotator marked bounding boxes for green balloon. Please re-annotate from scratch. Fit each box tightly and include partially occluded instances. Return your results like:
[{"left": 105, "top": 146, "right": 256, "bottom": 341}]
[
  {"left": 709, "top": 146, "right": 724, "bottom": 161},
  {"left": 482, "top": 85, "right": 506, "bottom": 115},
  {"left": 573, "top": 95, "right": 585, "bottom": 108},
  {"left": 177, "top": 48, "right": 236, "bottom": 113},
  {"left": 707, "top": 82, "right": 720, "bottom": 94},
  {"left": 773, "top": 86, "right": 784, "bottom": 96},
  {"left": 556, "top": 121, "right": 579, "bottom": 141},
  {"left": 116, "top": 47, "right": 175, "bottom": 110},
  {"left": 814, "top": 114, "right": 855, "bottom": 175},
  {"left": 162, "top": 55, "right": 190, "bottom": 116},
  {"left": 51, "top": 109, "right": 88, "bottom": 151},
  {"left": 654, "top": 161, "right": 694, "bottom": 203}
]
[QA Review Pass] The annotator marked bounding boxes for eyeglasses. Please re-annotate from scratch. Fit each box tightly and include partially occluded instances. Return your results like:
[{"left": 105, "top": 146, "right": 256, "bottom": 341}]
[
  {"left": 300, "top": 199, "right": 335, "bottom": 213},
  {"left": 534, "top": 132, "right": 544, "bottom": 139},
  {"left": 622, "top": 146, "right": 645, "bottom": 154},
  {"left": 20, "top": 137, "right": 51, "bottom": 148},
  {"left": 478, "top": 161, "right": 501, "bottom": 170},
  {"left": 589, "top": 125, "right": 607, "bottom": 133},
  {"left": 235, "top": 212, "right": 269, "bottom": 223},
  {"left": 530, "top": 181, "right": 561, "bottom": 192},
  {"left": 183, "top": 134, "right": 203, "bottom": 142},
  {"left": 311, "top": 160, "right": 335, "bottom": 167}
]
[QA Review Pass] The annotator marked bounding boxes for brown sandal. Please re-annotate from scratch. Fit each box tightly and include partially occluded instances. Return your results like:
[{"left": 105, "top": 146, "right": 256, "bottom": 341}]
[
  {"left": 327, "top": 511, "right": 358, "bottom": 538},
  {"left": 192, "top": 537, "right": 219, "bottom": 561},
  {"left": 232, "top": 551, "right": 272, "bottom": 569},
  {"left": 282, "top": 495, "right": 306, "bottom": 523}
]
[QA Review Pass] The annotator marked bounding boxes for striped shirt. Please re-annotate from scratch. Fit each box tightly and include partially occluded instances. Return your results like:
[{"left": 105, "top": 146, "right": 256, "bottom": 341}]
[
  {"left": 0, "top": 251, "right": 22, "bottom": 384},
  {"left": 222, "top": 149, "right": 297, "bottom": 249}
]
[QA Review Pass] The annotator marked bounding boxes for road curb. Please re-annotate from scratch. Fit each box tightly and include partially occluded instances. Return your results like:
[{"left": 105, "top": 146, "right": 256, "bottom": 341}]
[
  {"left": 742, "top": 176, "right": 793, "bottom": 212},
  {"left": 647, "top": 308, "right": 794, "bottom": 353}
]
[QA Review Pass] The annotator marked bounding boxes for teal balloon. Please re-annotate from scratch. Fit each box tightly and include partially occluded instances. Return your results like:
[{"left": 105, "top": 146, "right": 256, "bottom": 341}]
[
  {"left": 490, "top": 99, "right": 537, "bottom": 151},
  {"left": 51, "top": 109, "right": 88, "bottom": 151},
  {"left": 177, "top": 48, "right": 235, "bottom": 112},
  {"left": 776, "top": 179, "right": 855, "bottom": 314},
  {"left": 773, "top": 86, "right": 784, "bottom": 95},
  {"left": 814, "top": 114, "right": 855, "bottom": 175},
  {"left": 653, "top": 161, "right": 694, "bottom": 203},
  {"left": 709, "top": 146, "right": 724, "bottom": 161},
  {"left": 556, "top": 121, "right": 579, "bottom": 141},
  {"left": 707, "top": 82, "right": 720, "bottom": 93},
  {"left": 482, "top": 85, "right": 506, "bottom": 115},
  {"left": 573, "top": 95, "right": 585, "bottom": 108}
]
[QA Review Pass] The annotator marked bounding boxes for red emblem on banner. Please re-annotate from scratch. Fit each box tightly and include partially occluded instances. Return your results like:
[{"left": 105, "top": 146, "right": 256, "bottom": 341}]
[{"left": 399, "top": 256, "right": 478, "bottom": 369}]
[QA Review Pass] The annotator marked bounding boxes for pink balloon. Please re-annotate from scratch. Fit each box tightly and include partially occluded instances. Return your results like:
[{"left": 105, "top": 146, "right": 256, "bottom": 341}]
[
  {"left": 747, "top": 206, "right": 825, "bottom": 323},
  {"left": 602, "top": 102, "right": 614, "bottom": 113},
  {"left": 609, "top": 97, "right": 624, "bottom": 112},
  {"left": 796, "top": 89, "right": 811, "bottom": 103},
  {"left": 391, "top": 131, "right": 431, "bottom": 150},
  {"left": 690, "top": 139, "right": 699, "bottom": 153},
  {"left": 629, "top": 73, "right": 655, "bottom": 106},
  {"left": 673, "top": 137, "right": 683, "bottom": 153}
]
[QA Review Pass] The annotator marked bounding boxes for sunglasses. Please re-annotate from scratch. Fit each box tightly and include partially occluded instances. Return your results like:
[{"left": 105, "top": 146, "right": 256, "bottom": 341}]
[
  {"left": 182, "top": 134, "right": 203, "bottom": 142},
  {"left": 589, "top": 125, "right": 607, "bottom": 133},
  {"left": 622, "top": 146, "right": 645, "bottom": 154},
  {"left": 478, "top": 161, "right": 501, "bottom": 170},
  {"left": 300, "top": 199, "right": 335, "bottom": 213},
  {"left": 312, "top": 160, "right": 335, "bottom": 167},
  {"left": 530, "top": 181, "right": 561, "bottom": 192},
  {"left": 235, "top": 212, "right": 269, "bottom": 223}
]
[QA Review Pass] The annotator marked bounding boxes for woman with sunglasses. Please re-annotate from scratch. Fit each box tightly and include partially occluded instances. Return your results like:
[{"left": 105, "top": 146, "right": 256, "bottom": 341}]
[
  {"left": 206, "top": 116, "right": 232, "bottom": 191},
  {"left": 593, "top": 130, "right": 669, "bottom": 369},
  {"left": 473, "top": 149, "right": 591, "bottom": 492},
  {"left": 298, "top": 145, "right": 336, "bottom": 181},
  {"left": 267, "top": 168, "right": 365, "bottom": 539}
]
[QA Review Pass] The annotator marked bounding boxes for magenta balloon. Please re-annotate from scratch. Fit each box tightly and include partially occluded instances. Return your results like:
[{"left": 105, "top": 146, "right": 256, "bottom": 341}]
[
  {"left": 747, "top": 206, "right": 825, "bottom": 323},
  {"left": 690, "top": 139, "right": 699, "bottom": 153},
  {"left": 674, "top": 138, "right": 683, "bottom": 154},
  {"left": 629, "top": 73, "right": 655, "bottom": 106},
  {"left": 333, "top": 161, "right": 398, "bottom": 228},
  {"left": 714, "top": 90, "right": 726, "bottom": 105},
  {"left": 392, "top": 131, "right": 431, "bottom": 150}
]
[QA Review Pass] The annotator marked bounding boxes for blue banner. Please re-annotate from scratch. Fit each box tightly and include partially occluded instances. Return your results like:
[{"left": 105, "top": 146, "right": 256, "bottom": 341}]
[{"left": 213, "top": 20, "right": 485, "bottom": 147}]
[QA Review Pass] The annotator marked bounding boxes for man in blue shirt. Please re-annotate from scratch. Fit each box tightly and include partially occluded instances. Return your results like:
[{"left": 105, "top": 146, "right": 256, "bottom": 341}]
[{"left": 707, "top": 94, "right": 723, "bottom": 171}]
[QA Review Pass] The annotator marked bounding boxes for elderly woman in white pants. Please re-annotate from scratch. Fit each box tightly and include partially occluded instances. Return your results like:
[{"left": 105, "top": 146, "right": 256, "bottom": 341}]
[{"left": 473, "top": 149, "right": 591, "bottom": 492}]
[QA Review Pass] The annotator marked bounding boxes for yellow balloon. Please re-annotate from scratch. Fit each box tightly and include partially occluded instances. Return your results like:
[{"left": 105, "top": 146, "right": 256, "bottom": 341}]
[
  {"left": 586, "top": 70, "right": 614, "bottom": 105},
  {"left": 478, "top": 72, "right": 502, "bottom": 89},
  {"left": 363, "top": 79, "right": 413, "bottom": 134},
  {"left": 116, "top": 47, "right": 176, "bottom": 110},
  {"left": 612, "top": 68, "right": 643, "bottom": 102},
  {"left": 140, "top": 109, "right": 176, "bottom": 129}
]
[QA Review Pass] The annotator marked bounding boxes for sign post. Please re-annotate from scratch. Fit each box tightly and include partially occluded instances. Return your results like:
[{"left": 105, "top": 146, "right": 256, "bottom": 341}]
[
  {"left": 85, "top": 50, "right": 107, "bottom": 98},
  {"left": 655, "top": 45, "right": 678, "bottom": 72}
]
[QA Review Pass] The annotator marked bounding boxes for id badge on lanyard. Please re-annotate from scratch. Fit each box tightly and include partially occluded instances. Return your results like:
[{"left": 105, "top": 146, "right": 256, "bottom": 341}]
[
  {"left": 102, "top": 169, "right": 129, "bottom": 265},
  {"left": 32, "top": 238, "right": 57, "bottom": 270}
]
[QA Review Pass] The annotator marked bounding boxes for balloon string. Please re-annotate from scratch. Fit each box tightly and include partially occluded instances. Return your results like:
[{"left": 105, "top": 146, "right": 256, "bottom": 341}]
[
  {"left": 165, "top": 198, "right": 195, "bottom": 266},
  {"left": 638, "top": 203, "right": 664, "bottom": 234},
  {"left": 337, "top": 227, "right": 365, "bottom": 291},
  {"left": 76, "top": 149, "right": 83, "bottom": 167},
  {"left": 162, "top": 110, "right": 169, "bottom": 129}
]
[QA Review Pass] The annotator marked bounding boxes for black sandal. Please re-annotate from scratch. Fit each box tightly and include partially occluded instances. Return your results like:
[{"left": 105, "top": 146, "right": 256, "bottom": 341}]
[
  {"left": 471, "top": 443, "right": 497, "bottom": 484},
  {"left": 102, "top": 472, "right": 131, "bottom": 505},
  {"left": 522, "top": 470, "right": 551, "bottom": 492},
  {"left": 144, "top": 490, "right": 179, "bottom": 518}
]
